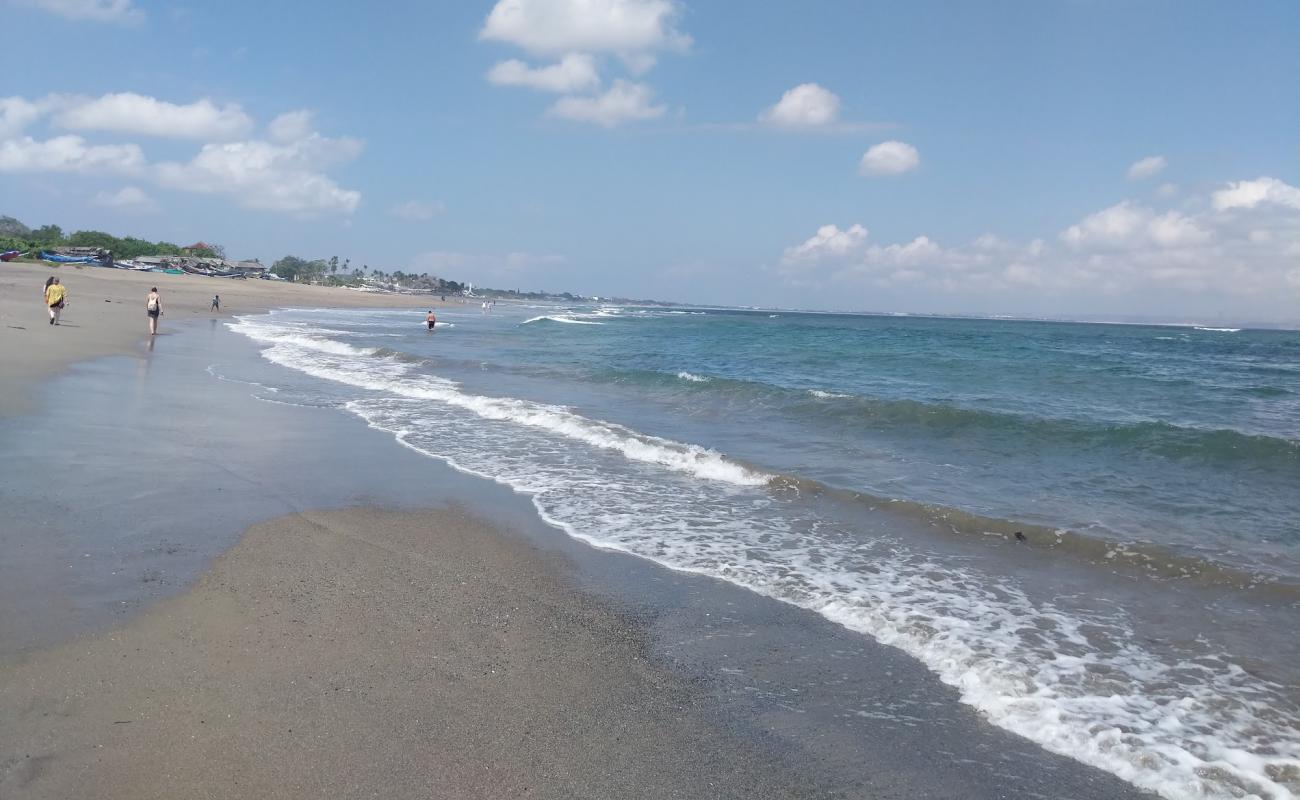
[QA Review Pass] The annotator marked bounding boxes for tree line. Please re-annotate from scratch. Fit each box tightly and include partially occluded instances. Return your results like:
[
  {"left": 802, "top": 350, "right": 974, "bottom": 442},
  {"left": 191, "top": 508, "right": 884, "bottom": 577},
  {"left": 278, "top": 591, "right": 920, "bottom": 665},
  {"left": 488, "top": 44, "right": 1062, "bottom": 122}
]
[{"left": 0, "top": 216, "right": 220, "bottom": 260}]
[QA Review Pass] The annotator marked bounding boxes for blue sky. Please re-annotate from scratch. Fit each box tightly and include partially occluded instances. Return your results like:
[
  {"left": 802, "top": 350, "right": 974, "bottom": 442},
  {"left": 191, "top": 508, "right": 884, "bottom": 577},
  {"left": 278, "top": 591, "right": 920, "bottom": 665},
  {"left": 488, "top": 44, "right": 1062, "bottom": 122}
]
[{"left": 2, "top": 0, "right": 1298, "bottom": 322}]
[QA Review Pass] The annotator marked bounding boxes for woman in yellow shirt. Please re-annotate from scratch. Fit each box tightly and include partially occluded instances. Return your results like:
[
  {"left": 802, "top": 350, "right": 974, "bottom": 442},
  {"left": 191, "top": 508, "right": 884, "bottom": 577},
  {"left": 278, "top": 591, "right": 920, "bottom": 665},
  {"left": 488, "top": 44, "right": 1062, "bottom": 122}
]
[{"left": 45, "top": 278, "right": 66, "bottom": 325}]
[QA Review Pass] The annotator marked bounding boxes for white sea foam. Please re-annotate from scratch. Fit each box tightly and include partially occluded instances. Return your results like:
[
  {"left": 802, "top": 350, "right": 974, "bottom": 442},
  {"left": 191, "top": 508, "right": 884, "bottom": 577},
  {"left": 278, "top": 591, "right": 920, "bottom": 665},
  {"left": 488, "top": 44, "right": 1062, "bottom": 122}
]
[
  {"left": 677, "top": 371, "right": 711, "bottom": 383},
  {"left": 1195, "top": 327, "right": 1242, "bottom": 333},
  {"left": 231, "top": 310, "right": 1300, "bottom": 800},
  {"left": 808, "top": 389, "right": 851, "bottom": 399},
  {"left": 229, "top": 314, "right": 765, "bottom": 487},
  {"left": 521, "top": 315, "right": 603, "bottom": 325}
]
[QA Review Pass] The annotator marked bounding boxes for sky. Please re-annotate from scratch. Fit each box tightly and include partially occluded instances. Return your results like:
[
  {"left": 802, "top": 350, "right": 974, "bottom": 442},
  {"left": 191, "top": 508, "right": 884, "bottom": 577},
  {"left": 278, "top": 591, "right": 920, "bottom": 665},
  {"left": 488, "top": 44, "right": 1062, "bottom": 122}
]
[{"left": 1, "top": 0, "right": 1298, "bottom": 323}]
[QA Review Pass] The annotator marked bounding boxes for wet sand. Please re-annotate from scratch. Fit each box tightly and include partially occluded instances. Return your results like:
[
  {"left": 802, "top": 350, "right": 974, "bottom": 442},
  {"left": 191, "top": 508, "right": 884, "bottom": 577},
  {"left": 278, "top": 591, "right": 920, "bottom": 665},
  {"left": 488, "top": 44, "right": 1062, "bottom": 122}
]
[{"left": 0, "top": 507, "right": 831, "bottom": 799}]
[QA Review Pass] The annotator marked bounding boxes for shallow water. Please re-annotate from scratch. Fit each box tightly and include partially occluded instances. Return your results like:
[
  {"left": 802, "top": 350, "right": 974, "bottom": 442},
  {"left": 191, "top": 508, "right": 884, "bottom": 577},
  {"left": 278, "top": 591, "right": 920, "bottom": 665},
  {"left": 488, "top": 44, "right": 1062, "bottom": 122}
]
[{"left": 228, "top": 304, "right": 1300, "bottom": 800}]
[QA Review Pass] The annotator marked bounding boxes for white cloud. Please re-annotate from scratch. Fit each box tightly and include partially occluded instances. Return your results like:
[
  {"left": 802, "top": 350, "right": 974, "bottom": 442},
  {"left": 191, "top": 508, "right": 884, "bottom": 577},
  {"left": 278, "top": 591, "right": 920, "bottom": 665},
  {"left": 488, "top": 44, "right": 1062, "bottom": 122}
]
[
  {"left": 859, "top": 140, "right": 920, "bottom": 176},
  {"left": 56, "top": 93, "right": 253, "bottom": 140},
  {"left": 548, "top": 80, "right": 665, "bottom": 127},
  {"left": 1127, "top": 155, "right": 1167, "bottom": 180},
  {"left": 1146, "top": 210, "right": 1212, "bottom": 248},
  {"left": 92, "top": 185, "right": 157, "bottom": 212},
  {"left": 12, "top": 0, "right": 142, "bottom": 23},
  {"left": 1156, "top": 182, "right": 1179, "bottom": 198},
  {"left": 1062, "top": 201, "right": 1210, "bottom": 250},
  {"left": 0, "top": 135, "right": 144, "bottom": 174},
  {"left": 777, "top": 176, "right": 1300, "bottom": 318},
  {"left": 268, "top": 110, "right": 315, "bottom": 143},
  {"left": 0, "top": 96, "right": 53, "bottom": 139},
  {"left": 1212, "top": 176, "right": 1300, "bottom": 211},
  {"left": 155, "top": 127, "right": 363, "bottom": 215},
  {"left": 391, "top": 201, "right": 445, "bottom": 220},
  {"left": 782, "top": 223, "right": 867, "bottom": 264},
  {"left": 480, "top": 0, "right": 689, "bottom": 56},
  {"left": 487, "top": 53, "right": 601, "bottom": 93},
  {"left": 1061, "top": 201, "right": 1148, "bottom": 248},
  {"left": 864, "top": 235, "right": 943, "bottom": 267},
  {"left": 759, "top": 83, "right": 841, "bottom": 128}
]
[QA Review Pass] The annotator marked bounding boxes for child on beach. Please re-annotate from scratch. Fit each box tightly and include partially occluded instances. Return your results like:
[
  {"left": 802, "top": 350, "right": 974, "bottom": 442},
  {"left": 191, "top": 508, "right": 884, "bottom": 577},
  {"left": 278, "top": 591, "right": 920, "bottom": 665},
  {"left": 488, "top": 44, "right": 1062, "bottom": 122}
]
[
  {"left": 211, "top": 294, "right": 220, "bottom": 311},
  {"left": 147, "top": 287, "right": 162, "bottom": 335},
  {"left": 45, "top": 278, "right": 66, "bottom": 325}
]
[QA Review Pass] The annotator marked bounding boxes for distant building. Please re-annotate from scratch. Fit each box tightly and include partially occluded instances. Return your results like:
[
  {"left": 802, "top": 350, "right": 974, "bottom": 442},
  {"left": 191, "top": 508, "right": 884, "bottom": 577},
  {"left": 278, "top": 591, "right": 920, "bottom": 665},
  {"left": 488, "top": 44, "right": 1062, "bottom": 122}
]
[{"left": 235, "top": 260, "right": 266, "bottom": 276}]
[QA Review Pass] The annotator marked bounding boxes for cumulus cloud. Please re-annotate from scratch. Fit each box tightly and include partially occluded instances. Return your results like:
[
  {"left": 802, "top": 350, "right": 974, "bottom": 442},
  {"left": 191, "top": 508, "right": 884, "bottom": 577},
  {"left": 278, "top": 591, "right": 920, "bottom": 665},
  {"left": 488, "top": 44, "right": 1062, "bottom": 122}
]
[
  {"left": 782, "top": 223, "right": 867, "bottom": 264},
  {"left": 1127, "top": 155, "right": 1167, "bottom": 180},
  {"left": 480, "top": 0, "right": 689, "bottom": 57},
  {"left": 155, "top": 120, "right": 363, "bottom": 215},
  {"left": 156, "top": 139, "right": 361, "bottom": 214},
  {"left": 92, "top": 185, "right": 157, "bottom": 212},
  {"left": 759, "top": 83, "right": 841, "bottom": 128},
  {"left": 0, "top": 96, "right": 56, "bottom": 139},
  {"left": 268, "top": 110, "right": 315, "bottom": 143},
  {"left": 12, "top": 0, "right": 142, "bottom": 23},
  {"left": 487, "top": 53, "right": 601, "bottom": 93},
  {"left": 1061, "top": 201, "right": 1210, "bottom": 249},
  {"left": 548, "top": 80, "right": 665, "bottom": 127},
  {"left": 55, "top": 93, "right": 253, "bottom": 140},
  {"left": 1212, "top": 176, "right": 1300, "bottom": 211},
  {"left": 859, "top": 140, "right": 920, "bottom": 176},
  {"left": 0, "top": 92, "right": 365, "bottom": 216},
  {"left": 391, "top": 201, "right": 445, "bottom": 220},
  {"left": 0, "top": 135, "right": 144, "bottom": 174},
  {"left": 777, "top": 175, "right": 1300, "bottom": 318}
]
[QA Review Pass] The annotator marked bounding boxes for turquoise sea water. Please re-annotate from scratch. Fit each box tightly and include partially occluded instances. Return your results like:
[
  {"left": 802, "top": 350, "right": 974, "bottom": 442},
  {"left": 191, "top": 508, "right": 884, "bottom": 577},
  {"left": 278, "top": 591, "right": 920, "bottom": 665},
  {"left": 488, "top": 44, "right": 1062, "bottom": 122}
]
[{"left": 229, "top": 304, "right": 1299, "bottom": 800}]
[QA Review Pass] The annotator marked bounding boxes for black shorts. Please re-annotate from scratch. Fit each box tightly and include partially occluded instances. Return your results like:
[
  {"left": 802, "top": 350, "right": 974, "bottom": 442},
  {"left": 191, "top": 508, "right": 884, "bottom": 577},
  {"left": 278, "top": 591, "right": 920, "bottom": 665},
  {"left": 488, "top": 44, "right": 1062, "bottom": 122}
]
[
  {"left": 148, "top": 308, "right": 160, "bottom": 317},
  {"left": 427, "top": 321, "right": 436, "bottom": 329}
]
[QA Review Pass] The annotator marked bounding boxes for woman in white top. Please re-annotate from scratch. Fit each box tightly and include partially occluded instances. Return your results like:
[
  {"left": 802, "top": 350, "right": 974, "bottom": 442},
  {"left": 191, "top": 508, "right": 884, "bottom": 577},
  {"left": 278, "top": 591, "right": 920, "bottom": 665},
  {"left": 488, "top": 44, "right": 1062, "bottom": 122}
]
[{"left": 146, "top": 288, "right": 162, "bottom": 335}]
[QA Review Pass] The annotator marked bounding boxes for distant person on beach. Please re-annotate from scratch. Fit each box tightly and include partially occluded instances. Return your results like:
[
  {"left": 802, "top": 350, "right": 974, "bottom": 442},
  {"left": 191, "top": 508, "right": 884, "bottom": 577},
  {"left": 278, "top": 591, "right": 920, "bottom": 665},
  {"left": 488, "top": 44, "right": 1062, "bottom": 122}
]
[
  {"left": 211, "top": 294, "right": 220, "bottom": 311},
  {"left": 426, "top": 310, "right": 436, "bottom": 330},
  {"left": 146, "top": 287, "right": 162, "bottom": 335},
  {"left": 45, "top": 278, "right": 66, "bottom": 325}
]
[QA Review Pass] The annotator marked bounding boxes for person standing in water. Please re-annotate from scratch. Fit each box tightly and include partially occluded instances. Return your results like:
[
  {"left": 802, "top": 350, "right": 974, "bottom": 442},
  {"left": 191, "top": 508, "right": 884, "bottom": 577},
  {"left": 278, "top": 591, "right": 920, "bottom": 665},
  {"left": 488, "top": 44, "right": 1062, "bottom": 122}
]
[
  {"left": 146, "top": 287, "right": 162, "bottom": 335},
  {"left": 45, "top": 278, "right": 66, "bottom": 325},
  {"left": 426, "top": 309, "right": 437, "bottom": 330}
]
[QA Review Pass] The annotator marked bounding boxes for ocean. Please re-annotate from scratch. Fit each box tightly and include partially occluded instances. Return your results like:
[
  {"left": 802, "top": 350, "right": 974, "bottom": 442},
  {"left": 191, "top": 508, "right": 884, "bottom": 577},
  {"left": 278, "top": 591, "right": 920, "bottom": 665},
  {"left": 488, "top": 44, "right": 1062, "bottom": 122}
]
[{"left": 228, "top": 303, "right": 1300, "bottom": 800}]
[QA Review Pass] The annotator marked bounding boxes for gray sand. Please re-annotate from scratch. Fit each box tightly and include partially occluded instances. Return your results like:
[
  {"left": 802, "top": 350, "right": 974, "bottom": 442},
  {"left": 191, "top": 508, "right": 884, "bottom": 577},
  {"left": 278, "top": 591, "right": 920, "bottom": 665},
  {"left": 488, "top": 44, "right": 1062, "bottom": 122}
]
[{"left": 0, "top": 507, "right": 828, "bottom": 799}]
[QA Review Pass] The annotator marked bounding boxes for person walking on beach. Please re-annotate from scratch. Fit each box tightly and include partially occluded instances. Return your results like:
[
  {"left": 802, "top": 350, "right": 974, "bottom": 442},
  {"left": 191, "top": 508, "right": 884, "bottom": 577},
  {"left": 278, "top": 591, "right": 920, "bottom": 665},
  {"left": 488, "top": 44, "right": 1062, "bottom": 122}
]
[
  {"left": 426, "top": 309, "right": 437, "bottom": 330},
  {"left": 146, "top": 287, "right": 162, "bottom": 335},
  {"left": 211, "top": 294, "right": 220, "bottom": 311},
  {"left": 45, "top": 278, "right": 66, "bottom": 325}
]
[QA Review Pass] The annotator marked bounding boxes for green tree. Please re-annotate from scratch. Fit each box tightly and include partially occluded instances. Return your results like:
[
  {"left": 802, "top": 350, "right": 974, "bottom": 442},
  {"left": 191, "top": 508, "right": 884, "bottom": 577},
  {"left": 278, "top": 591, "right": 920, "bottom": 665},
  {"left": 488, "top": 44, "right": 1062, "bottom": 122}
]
[
  {"left": 32, "top": 224, "right": 64, "bottom": 244},
  {"left": 272, "top": 255, "right": 311, "bottom": 282}
]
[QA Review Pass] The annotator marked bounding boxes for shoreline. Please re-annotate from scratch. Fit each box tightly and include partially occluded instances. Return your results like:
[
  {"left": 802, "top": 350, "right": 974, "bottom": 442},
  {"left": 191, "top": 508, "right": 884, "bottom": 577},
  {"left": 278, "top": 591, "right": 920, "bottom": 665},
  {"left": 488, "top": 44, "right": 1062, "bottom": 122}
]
[
  {"left": 0, "top": 298, "right": 1157, "bottom": 799},
  {"left": 0, "top": 260, "right": 448, "bottom": 415}
]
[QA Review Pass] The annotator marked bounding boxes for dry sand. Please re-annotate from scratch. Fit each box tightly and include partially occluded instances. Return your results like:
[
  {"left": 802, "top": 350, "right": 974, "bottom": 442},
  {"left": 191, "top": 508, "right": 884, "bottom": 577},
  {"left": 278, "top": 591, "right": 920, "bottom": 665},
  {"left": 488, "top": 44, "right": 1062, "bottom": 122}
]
[
  {"left": 0, "top": 508, "right": 824, "bottom": 800},
  {"left": 0, "top": 260, "right": 445, "bottom": 414}
]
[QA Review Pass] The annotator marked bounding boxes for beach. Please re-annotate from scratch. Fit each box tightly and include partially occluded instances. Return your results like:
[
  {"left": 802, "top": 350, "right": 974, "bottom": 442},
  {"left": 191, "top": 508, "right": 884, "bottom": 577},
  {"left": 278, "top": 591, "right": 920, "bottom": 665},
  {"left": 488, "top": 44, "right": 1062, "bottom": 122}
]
[
  {"left": 0, "top": 276, "right": 1241, "bottom": 799},
  {"left": 0, "top": 508, "right": 834, "bottom": 799},
  {"left": 0, "top": 261, "right": 443, "bottom": 415}
]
